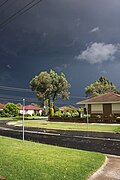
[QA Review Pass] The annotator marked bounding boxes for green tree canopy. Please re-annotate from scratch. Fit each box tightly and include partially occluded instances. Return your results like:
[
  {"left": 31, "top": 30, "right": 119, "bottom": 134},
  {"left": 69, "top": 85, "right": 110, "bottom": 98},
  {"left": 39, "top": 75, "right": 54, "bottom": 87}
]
[
  {"left": 3, "top": 102, "right": 19, "bottom": 117},
  {"left": 85, "top": 76, "right": 116, "bottom": 97},
  {"left": 30, "top": 70, "right": 70, "bottom": 107}
]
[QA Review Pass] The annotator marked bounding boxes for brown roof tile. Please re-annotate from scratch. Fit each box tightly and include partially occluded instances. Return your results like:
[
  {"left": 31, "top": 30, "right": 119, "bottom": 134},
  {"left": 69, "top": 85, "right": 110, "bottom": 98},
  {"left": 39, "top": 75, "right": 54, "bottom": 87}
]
[
  {"left": 20, "top": 105, "right": 43, "bottom": 110},
  {"left": 59, "top": 106, "right": 76, "bottom": 111},
  {"left": 0, "top": 103, "right": 4, "bottom": 109},
  {"left": 77, "top": 93, "right": 120, "bottom": 104}
]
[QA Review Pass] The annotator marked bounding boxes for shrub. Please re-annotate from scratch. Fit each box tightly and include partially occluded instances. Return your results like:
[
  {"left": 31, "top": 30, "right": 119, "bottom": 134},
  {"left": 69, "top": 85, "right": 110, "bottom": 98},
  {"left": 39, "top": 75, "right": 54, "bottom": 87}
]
[
  {"left": 63, "top": 110, "right": 67, "bottom": 117},
  {"left": 78, "top": 107, "right": 84, "bottom": 112},
  {"left": 24, "top": 114, "right": 31, "bottom": 117},
  {"left": 54, "top": 111, "right": 62, "bottom": 117},
  {"left": 3, "top": 103, "right": 19, "bottom": 117},
  {"left": 0, "top": 110, "right": 10, "bottom": 117},
  {"left": 32, "top": 112, "right": 35, "bottom": 116},
  {"left": 50, "top": 108, "right": 54, "bottom": 117},
  {"left": 54, "top": 106, "right": 59, "bottom": 113},
  {"left": 66, "top": 111, "right": 71, "bottom": 117},
  {"left": 72, "top": 111, "right": 79, "bottom": 117},
  {"left": 37, "top": 112, "right": 41, "bottom": 116},
  {"left": 0, "top": 110, "right": 5, "bottom": 117}
]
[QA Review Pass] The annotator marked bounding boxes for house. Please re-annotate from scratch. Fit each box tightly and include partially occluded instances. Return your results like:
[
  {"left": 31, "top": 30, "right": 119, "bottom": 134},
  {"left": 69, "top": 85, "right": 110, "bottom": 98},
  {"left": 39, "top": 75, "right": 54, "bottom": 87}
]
[
  {"left": 76, "top": 93, "right": 120, "bottom": 117},
  {"left": 20, "top": 105, "right": 43, "bottom": 116},
  {"left": 0, "top": 103, "right": 5, "bottom": 110}
]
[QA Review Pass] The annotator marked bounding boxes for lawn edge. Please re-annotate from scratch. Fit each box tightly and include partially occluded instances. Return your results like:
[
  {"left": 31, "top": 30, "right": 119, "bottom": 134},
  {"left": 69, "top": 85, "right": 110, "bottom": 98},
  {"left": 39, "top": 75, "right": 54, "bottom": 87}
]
[{"left": 88, "top": 155, "right": 108, "bottom": 180}]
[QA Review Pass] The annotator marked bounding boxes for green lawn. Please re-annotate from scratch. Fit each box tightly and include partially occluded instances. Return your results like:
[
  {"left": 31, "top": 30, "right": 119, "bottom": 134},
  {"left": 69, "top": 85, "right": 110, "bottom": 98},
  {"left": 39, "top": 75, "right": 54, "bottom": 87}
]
[
  {"left": 0, "top": 136, "right": 104, "bottom": 180},
  {"left": 0, "top": 116, "right": 48, "bottom": 121},
  {"left": 13, "top": 120, "right": 120, "bottom": 133},
  {"left": 0, "top": 117, "right": 15, "bottom": 121}
]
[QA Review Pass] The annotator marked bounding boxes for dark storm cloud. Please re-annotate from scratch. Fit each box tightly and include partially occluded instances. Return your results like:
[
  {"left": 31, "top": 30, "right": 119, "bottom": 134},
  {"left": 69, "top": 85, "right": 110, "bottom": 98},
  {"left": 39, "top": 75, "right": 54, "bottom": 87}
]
[{"left": 0, "top": 0, "right": 120, "bottom": 98}]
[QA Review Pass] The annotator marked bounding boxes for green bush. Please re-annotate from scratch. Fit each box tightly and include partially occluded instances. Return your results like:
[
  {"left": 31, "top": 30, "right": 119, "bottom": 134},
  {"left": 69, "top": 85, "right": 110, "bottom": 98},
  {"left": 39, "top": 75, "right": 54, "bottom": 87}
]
[
  {"left": 50, "top": 108, "right": 54, "bottom": 117},
  {"left": 0, "top": 110, "right": 10, "bottom": 117},
  {"left": 54, "top": 111, "right": 62, "bottom": 117},
  {"left": 37, "top": 112, "right": 41, "bottom": 116},
  {"left": 54, "top": 106, "right": 59, "bottom": 113},
  {"left": 32, "top": 112, "right": 35, "bottom": 116},
  {"left": 3, "top": 103, "right": 19, "bottom": 117},
  {"left": 66, "top": 111, "right": 71, "bottom": 117},
  {"left": 24, "top": 114, "right": 31, "bottom": 117},
  {"left": 78, "top": 107, "right": 84, "bottom": 112},
  {"left": 0, "top": 110, "right": 5, "bottom": 117},
  {"left": 63, "top": 110, "right": 67, "bottom": 117},
  {"left": 72, "top": 111, "right": 79, "bottom": 117}
]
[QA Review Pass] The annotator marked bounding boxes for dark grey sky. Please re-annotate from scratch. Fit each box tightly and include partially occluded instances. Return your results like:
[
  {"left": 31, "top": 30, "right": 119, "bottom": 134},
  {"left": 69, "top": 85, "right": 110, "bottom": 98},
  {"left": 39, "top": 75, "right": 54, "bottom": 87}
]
[{"left": 0, "top": 0, "right": 120, "bottom": 105}]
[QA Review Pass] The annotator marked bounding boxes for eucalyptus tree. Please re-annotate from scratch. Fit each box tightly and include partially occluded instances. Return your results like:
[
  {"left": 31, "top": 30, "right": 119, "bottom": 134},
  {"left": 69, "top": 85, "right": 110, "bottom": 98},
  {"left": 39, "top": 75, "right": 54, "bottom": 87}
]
[
  {"left": 30, "top": 70, "right": 70, "bottom": 108},
  {"left": 85, "top": 76, "right": 116, "bottom": 97}
]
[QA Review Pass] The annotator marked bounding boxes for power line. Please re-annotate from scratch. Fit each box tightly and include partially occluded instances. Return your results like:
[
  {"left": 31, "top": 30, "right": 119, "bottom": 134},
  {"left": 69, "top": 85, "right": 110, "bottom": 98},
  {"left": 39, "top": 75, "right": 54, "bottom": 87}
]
[
  {"left": 0, "top": 0, "right": 8, "bottom": 8},
  {"left": 0, "top": 85, "right": 32, "bottom": 92},
  {"left": 0, "top": 0, "right": 17, "bottom": 17},
  {"left": 0, "top": 97, "right": 22, "bottom": 102},
  {"left": 0, "top": 97, "right": 39, "bottom": 102},
  {"left": 0, "top": 0, "right": 42, "bottom": 30},
  {"left": 70, "top": 95, "right": 86, "bottom": 99},
  {"left": 0, "top": 94, "right": 40, "bottom": 102},
  {"left": 0, "top": 85, "right": 87, "bottom": 99},
  {"left": 0, "top": 94, "right": 37, "bottom": 100}
]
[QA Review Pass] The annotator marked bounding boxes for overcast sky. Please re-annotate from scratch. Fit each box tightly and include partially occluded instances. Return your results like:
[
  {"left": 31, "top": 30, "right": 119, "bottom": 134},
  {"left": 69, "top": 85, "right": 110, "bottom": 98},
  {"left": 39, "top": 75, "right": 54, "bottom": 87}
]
[{"left": 0, "top": 0, "right": 120, "bottom": 105}]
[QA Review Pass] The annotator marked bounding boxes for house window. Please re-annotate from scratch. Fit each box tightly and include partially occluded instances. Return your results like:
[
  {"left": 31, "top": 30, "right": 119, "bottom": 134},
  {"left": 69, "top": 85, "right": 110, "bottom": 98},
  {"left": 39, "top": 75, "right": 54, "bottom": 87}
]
[
  {"left": 91, "top": 104, "right": 103, "bottom": 114},
  {"left": 112, "top": 104, "right": 120, "bottom": 113}
]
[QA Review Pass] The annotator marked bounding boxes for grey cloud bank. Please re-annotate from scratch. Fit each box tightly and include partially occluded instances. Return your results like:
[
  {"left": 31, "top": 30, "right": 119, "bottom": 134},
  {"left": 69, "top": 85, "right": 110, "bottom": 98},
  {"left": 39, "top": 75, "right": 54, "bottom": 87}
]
[{"left": 0, "top": 0, "right": 120, "bottom": 105}]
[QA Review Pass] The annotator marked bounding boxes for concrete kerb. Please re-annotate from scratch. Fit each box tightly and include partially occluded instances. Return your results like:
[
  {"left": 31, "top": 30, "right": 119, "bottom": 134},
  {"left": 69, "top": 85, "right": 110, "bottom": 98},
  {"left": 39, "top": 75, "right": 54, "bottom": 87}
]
[{"left": 6, "top": 121, "right": 120, "bottom": 140}]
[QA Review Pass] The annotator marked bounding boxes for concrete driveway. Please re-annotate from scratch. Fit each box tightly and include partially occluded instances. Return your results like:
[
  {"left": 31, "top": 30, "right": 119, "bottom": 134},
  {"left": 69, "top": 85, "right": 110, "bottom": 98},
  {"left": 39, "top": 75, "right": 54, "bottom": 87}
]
[{"left": 88, "top": 155, "right": 120, "bottom": 180}]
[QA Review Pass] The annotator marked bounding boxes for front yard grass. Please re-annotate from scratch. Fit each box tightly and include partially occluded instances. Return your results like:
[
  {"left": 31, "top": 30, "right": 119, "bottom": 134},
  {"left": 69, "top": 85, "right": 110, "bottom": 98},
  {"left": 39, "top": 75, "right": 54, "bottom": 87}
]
[
  {"left": 0, "top": 136, "right": 104, "bottom": 180},
  {"left": 0, "top": 116, "right": 48, "bottom": 121},
  {"left": 13, "top": 120, "right": 120, "bottom": 133}
]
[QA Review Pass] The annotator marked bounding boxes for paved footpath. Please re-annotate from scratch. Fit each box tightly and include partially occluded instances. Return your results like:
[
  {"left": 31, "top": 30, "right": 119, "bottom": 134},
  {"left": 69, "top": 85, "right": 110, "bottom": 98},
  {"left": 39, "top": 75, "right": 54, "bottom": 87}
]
[{"left": 89, "top": 155, "right": 120, "bottom": 180}]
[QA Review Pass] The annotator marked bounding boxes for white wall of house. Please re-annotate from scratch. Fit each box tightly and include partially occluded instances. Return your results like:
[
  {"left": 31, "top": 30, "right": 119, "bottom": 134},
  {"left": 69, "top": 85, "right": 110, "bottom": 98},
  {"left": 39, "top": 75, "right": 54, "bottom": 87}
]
[
  {"left": 91, "top": 104, "right": 103, "bottom": 114},
  {"left": 19, "top": 109, "right": 42, "bottom": 116},
  {"left": 91, "top": 103, "right": 120, "bottom": 114},
  {"left": 25, "top": 110, "right": 34, "bottom": 116}
]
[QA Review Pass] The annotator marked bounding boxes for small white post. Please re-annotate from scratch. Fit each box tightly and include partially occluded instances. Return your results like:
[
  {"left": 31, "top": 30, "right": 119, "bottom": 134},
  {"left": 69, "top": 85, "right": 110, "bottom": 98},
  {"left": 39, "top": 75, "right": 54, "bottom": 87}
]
[
  {"left": 22, "top": 98, "right": 25, "bottom": 141},
  {"left": 86, "top": 104, "right": 89, "bottom": 129}
]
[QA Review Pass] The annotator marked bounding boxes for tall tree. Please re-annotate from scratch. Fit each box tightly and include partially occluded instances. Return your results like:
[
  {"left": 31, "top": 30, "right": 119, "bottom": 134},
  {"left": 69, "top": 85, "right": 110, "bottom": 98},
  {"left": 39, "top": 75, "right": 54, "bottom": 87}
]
[
  {"left": 30, "top": 70, "right": 70, "bottom": 108},
  {"left": 85, "top": 76, "right": 116, "bottom": 97}
]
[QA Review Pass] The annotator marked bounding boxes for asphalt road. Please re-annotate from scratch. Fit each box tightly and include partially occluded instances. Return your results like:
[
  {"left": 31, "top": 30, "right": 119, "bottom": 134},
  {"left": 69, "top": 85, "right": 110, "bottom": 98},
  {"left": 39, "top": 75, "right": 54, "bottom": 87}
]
[{"left": 0, "top": 121, "right": 120, "bottom": 156}]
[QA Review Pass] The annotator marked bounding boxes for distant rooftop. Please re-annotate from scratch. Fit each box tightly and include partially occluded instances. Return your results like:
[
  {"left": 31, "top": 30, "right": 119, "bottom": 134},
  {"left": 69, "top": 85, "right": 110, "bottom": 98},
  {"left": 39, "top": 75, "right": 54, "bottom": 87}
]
[
  {"left": 0, "top": 103, "right": 4, "bottom": 109},
  {"left": 59, "top": 105, "right": 77, "bottom": 111},
  {"left": 20, "top": 105, "right": 43, "bottom": 110}
]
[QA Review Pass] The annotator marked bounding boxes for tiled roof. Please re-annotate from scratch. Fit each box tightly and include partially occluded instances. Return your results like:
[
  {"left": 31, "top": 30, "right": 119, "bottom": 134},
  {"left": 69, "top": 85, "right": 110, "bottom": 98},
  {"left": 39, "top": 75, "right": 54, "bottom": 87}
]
[
  {"left": 77, "top": 93, "right": 120, "bottom": 104},
  {"left": 0, "top": 103, "right": 4, "bottom": 109},
  {"left": 20, "top": 105, "right": 43, "bottom": 110},
  {"left": 59, "top": 106, "right": 76, "bottom": 111}
]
